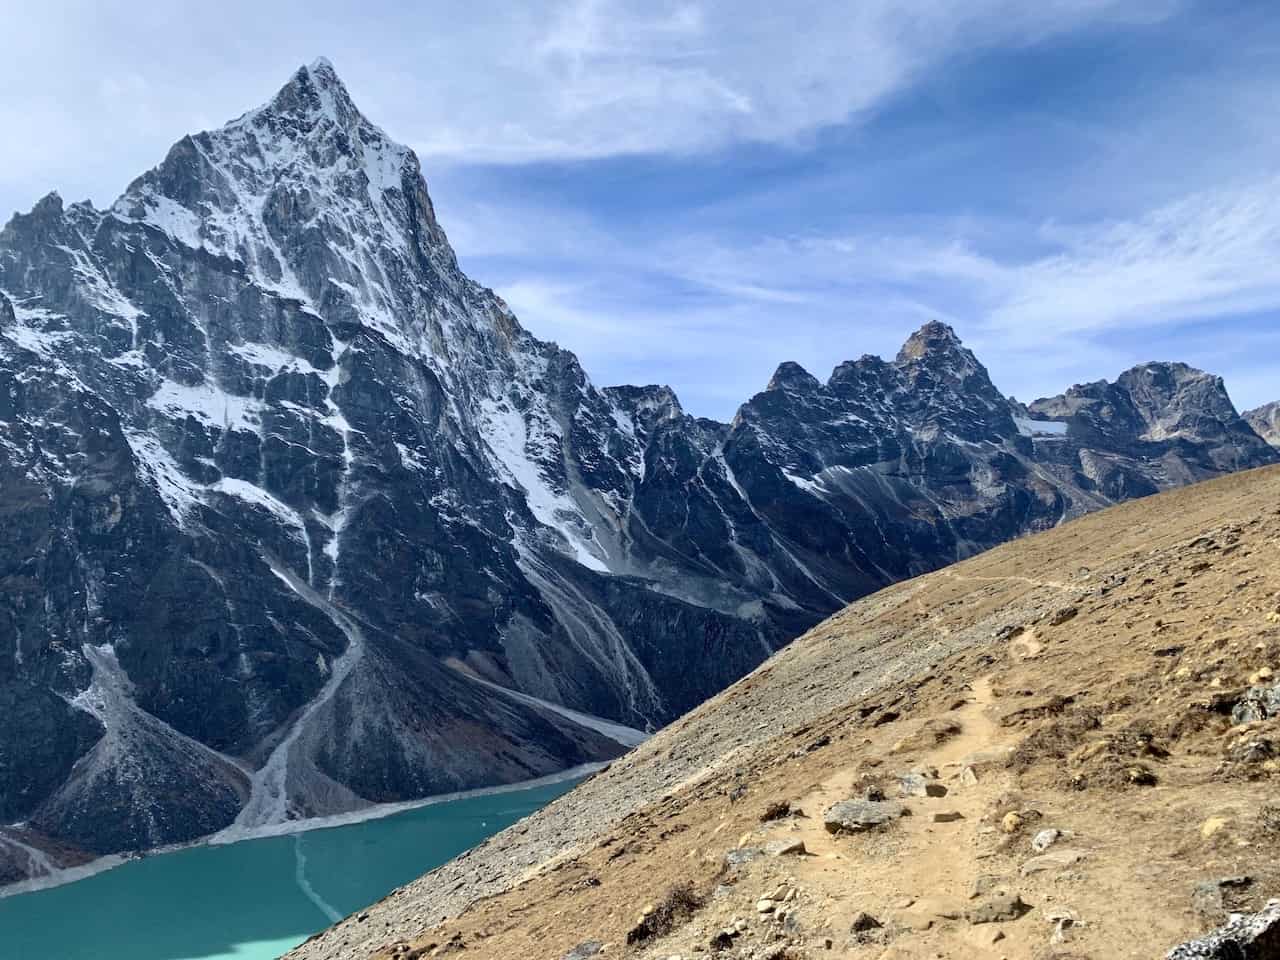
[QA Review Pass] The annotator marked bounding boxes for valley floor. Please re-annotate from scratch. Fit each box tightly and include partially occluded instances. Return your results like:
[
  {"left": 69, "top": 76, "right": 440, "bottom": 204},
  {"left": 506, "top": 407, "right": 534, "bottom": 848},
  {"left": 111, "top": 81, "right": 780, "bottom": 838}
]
[{"left": 287, "top": 465, "right": 1280, "bottom": 960}]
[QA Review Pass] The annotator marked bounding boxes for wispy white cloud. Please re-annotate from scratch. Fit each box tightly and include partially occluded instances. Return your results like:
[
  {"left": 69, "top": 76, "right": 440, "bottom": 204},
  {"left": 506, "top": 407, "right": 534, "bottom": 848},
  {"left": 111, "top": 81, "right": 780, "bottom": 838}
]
[
  {"left": 471, "top": 174, "right": 1280, "bottom": 415},
  {"left": 0, "top": 0, "right": 1178, "bottom": 212},
  {"left": 409, "top": 0, "right": 1182, "bottom": 163}
]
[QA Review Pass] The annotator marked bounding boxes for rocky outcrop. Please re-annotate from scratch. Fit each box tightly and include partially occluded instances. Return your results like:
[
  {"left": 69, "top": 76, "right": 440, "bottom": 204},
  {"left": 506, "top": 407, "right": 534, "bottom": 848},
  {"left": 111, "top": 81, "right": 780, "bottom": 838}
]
[
  {"left": 0, "top": 60, "right": 1274, "bottom": 872},
  {"left": 1247, "top": 402, "right": 1280, "bottom": 448},
  {"left": 1168, "top": 899, "right": 1280, "bottom": 959}
]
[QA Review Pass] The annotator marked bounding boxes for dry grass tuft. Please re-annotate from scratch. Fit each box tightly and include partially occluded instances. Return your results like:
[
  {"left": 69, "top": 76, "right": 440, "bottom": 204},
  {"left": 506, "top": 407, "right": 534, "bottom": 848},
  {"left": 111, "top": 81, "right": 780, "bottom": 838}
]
[{"left": 625, "top": 882, "right": 705, "bottom": 945}]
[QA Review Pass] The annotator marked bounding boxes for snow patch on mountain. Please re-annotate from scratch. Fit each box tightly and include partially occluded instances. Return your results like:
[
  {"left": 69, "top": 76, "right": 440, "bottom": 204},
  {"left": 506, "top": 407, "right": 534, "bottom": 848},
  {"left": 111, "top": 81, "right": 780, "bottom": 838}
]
[{"left": 1014, "top": 417, "right": 1069, "bottom": 439}]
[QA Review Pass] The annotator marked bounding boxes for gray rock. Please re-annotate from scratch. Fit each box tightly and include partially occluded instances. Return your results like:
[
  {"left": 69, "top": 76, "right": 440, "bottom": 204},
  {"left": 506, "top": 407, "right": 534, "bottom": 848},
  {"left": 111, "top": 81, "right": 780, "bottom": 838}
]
[
  {"left": 1031, "top": 827, "right": 1071, "bottom": 852},
  {"left": 967, "top": 893, "right": 1029, "bottom": 924},
  {"left": 1232, "top": 684, "right": 1280, "bottom": 725},
  {"left": 561, "top": 943, "right": 603, "bottom": 960},
  {"left": 1167, "top": 898, "right": 1280, "bottom": 959},
  {"left": 898, "top": 773, "right": 948, "bottom": 798},
  {"left": 1193, "top": 876, "right": 1253, "bottom": 922},
  {"left": 1048, "top": 606, "right": 1079, "bottom": 626},
  {"left": 823, "top": 799, "right": 908, "bottom": 834},
  {"left": 724, "top": 848, "right": 764, "bottom": 869}
]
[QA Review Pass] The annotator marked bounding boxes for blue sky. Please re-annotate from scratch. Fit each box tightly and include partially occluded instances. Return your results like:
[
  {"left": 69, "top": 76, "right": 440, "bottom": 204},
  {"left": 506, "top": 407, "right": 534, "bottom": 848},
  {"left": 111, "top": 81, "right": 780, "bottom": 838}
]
[{"left": 2, "top": 0, "right": 1277, "bottom": 418}]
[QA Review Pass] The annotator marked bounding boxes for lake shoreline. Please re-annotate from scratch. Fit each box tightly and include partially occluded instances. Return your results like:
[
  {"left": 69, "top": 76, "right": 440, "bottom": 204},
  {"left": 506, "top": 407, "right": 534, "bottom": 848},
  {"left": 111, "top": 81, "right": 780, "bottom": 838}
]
[{"left": 0, "top": 761, "right": 605, "bottom": 901}]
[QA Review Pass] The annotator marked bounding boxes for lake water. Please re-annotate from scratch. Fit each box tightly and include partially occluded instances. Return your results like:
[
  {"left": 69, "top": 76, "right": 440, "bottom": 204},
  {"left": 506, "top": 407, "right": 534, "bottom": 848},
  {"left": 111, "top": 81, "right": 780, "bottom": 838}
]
[{"left": 0, "top": 777, "right": 579, "bottom": 960}]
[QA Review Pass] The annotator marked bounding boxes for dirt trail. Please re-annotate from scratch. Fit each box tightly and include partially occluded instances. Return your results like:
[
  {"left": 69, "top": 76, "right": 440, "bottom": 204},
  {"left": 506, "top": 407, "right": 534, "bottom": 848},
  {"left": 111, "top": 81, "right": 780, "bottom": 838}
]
[
  {"left": 287, "top": 465, "right": 1280, "bottom": 960},
  {"left": 754, "top": 675, "right": 1026, "bottom": 956}
]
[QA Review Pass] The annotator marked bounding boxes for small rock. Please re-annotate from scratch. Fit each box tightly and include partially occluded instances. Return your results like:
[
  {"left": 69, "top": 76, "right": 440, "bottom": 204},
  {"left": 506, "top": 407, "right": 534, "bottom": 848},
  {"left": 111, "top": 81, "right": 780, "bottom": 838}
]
[
  {"left": 1031, "top": 828, "right": 1070, "bottom": 852},
  {"left": 967, "top": 893, "right": 1029, "bottom": 924},
  {"left": 1048, "top": 606, "right": 1078, "bottom": 626},
  {"left": 850, "top": 912, "right": 882, "bottom": 932},
  {"left": 561, "top": 943, "right": 603, "bottom": 960},
  {"left": 823, "top": 799, "right": 908, "bottom": 834},
  {"left": 1249, "top": 667, "right": 1275, "bottom": 685},
  {"left": 899, "top": 773, "right": 948, "bottom": 798},
  {"left": 1001, "top": 812, "right": 1024, "bottom": 834},
  {"left": 1201, "top": 817, "right": 1230, "bottom": 840},
  {"left": 1192, "top": 882, "right": 1226, "bottom": 920},
  {"left": 760, "top": 800, "right": 792, "bottom": 822},
  {"left": 1020, "top": 849, "right": 1086, "bottom": 875},
  {"left": 1192, "top": 876, "right": 1253, "bottom": 921},
  {"left": 959, "top": 766, "right": 980, "bottom": 786},
  {"left": 932, "top": 810, "right": 964, "bottom": 823},
  {"left": 756, "top": 899, "right": 776, "bottom": 914},
  {"left": 723, "top": 847, "right": 763, "bottom": 869}
]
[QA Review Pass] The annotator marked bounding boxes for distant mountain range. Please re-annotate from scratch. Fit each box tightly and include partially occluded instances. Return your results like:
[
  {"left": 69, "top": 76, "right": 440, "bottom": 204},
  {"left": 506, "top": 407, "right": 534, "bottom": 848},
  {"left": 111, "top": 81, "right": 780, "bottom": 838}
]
[{"left": 0, "top": 60, "right": 1274, "bottom": 879}]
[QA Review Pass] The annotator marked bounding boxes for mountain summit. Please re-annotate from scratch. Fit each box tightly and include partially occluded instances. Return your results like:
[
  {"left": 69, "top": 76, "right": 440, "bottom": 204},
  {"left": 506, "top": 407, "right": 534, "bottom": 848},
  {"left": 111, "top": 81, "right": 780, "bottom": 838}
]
[{"left": 0, "top": 62, "right": 1274, "bottom": 879}]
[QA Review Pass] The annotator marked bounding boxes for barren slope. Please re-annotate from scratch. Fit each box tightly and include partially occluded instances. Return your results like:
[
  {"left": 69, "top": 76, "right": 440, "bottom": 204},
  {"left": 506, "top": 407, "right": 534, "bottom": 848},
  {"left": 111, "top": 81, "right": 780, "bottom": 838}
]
[{"left": 289, "top": 464, "right": 1280, "bottom": 960}]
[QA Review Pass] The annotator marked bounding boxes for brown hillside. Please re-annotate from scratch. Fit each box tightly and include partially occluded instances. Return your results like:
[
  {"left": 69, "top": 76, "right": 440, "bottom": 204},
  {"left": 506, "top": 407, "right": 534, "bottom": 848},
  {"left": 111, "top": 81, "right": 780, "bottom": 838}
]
[{"left": 289, "top": 464, "right": 1280, "bottom": 960}]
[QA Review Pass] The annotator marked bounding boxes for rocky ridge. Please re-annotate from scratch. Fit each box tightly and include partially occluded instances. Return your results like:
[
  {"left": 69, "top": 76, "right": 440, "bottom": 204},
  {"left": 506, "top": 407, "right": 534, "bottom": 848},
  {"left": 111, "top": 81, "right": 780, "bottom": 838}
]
[{"left": 0, "top": 60, "right": 1276, "bottom": 873}]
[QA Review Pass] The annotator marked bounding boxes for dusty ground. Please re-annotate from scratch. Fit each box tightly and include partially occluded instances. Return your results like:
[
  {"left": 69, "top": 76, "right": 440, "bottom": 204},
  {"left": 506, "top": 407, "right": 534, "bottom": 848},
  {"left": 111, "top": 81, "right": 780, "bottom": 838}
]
[{"left": 288, "top": 464, "right": 1280, "bottom": 960}]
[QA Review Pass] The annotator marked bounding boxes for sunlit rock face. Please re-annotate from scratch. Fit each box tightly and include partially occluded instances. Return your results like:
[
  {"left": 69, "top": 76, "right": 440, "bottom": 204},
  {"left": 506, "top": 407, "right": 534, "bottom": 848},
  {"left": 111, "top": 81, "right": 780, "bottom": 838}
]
[
  {"left": 0, "top": 60, "right": 1273, "bottom": 868},
  {"left": 1246, "top": 401, "right": 1280, "bottom": 448}
]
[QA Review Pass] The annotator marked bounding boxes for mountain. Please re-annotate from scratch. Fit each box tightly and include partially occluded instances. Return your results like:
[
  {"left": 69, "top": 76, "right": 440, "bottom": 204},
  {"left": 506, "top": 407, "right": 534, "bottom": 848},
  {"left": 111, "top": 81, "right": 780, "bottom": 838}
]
[
  {"left": 284, "top": 464, "right": 1280, "bottom": 960},
  {"left": 0, "top": 60, "right": 1274, "bottom": 878},
  {"left": 1246, "top": 401, "right": 1280, "bottom": 448}
]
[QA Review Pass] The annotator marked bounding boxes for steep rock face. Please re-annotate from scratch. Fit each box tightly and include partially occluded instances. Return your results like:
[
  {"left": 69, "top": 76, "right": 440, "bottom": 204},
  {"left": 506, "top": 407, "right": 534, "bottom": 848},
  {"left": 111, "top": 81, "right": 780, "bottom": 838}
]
[
  {"left": 0, "top": 61, "right": 1274, "bottom": 872},
  {"left": 1246, "top": 401, "right": 1280, "bottom": 448},
  {"left": 1025, "top": 363, "right": 1275, "bottom": 498}
]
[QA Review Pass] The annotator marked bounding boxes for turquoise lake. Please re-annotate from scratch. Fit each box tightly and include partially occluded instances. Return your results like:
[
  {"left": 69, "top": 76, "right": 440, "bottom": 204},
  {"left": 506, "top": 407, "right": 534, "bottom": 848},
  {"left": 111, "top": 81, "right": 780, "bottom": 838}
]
[{"left": 0, "top": 777, "right": 578, "bottom": 960}]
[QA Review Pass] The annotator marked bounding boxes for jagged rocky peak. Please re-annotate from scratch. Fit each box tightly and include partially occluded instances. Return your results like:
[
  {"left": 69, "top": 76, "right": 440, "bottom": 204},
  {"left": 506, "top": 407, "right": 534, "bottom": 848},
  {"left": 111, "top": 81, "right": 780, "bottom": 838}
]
[
  {"left": 1117, "top": 362, "right": 1239, "bottom": 435},
  {"left": 767, "top": 361, "right": 821, "bottom": 394},
  {"left": 1246, "top": 401, "right": 1280, "bottom": 447},
  {"left": 894, "top": 320, "right": 980, "bottom": 377},
  {"left": 269, "top": 57, "right": 360, "bottom": 126},
  {"left": 112, "top": 57, "right": 456, "bottom": 295}
]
